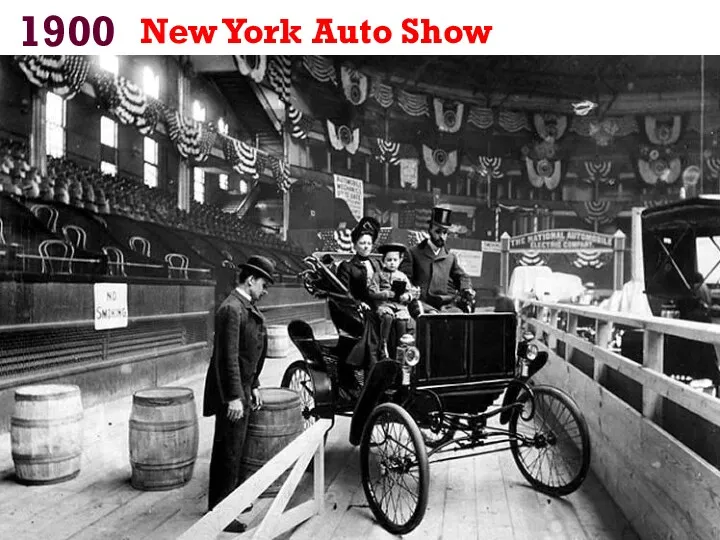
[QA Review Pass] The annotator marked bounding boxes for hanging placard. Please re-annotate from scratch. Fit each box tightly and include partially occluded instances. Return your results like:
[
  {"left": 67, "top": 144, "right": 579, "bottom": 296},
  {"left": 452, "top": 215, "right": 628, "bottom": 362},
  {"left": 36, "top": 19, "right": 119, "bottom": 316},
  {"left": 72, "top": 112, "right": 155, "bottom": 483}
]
[
  {"left": 333, "top": 174, "right": 364, "bottom": 222},
  {"left": 399, "top": 158, "right": 419, "bottom": 189}
]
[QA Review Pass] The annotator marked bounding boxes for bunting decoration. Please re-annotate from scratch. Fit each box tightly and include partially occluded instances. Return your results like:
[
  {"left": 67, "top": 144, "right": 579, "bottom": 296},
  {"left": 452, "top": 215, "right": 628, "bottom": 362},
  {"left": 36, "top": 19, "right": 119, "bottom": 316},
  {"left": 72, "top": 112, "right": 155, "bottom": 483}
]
[
  {"left": 467, "top": 107, "right": 494, "bottom": 130},
  {"left": 498, "top": 111, "right": 530, "bottom": 133},
  {"left": 570, "top": 116, "right": 639, "bottom": 146},
  {"left": 267, "top": 55, "right": 293, "bottom": 102},
  {"left": 414, "top": 208, "right": 432, "bottom": 229},
  {"left": 370, "top": 80, "right": 394, "bottom": 108},
  {"left": 270, "top": 157, "right": 294, "bottom": 192},
  {"left": 327, "top": 120, "right": 360, "bottom": 154},
  {"left": 374, "top": 139, "right": 401, "bottom": 165},
  {"left": 15, "top": 55, "right": 271, "bottom": 175},
  {"left": 303, "top": 56, "right": 338, "bottom": 85},
  {"left": 644, "top": 115, "right": 682, "bottom": 146},
  {"left": 570, "top": 251, "right": 607, "bottom": 269},
  {"left": 478, "top": 156, "right": 504, "bottom": 179},
  {"left": 583, "top": 160, "right": 615, "bottom": 185},
  {"left": 341, "top": 66, "right": 368, "bottom": 106},
  {"left": 422, "top": 145, "right": 458, "bottom": 176},
  {"left": 525, "top": 157, "right": 561, "bottom": 190},
  {"left": 638, "top": 145, "right": 682, "bottom": 185},
  {"left": 16, "top": 55, "right": 90, "bottom": 99},
  {"left": 234, "top": 55, "right": 267, "bottom": 83},
  {"left": 571, "top": 200, "right": 619, "bottom": 226},
  {"left": 513, "top": 251, "right": 547, "bottom": 266},
  {"left": 333, "top": 228, "right": 354, "bottom": 251},
  {"left": 533, "top": 113, "right": 568, "bottom": 142},
  {"left": 433, "top": 98, "right": 464, "bottom": 133},
  {"left": 165, "top": 111, "right": 215, "bottom": 162},
  {"left": 705, "top": 154, "right": 720, "bottom": 179},
  {"left": 397, "top": 89, "right": 429, "bottom": 117},
  {"left": 224, "top": 138, "right": 260, "bottom": 178},
  {"left": 287, "top": 104, "right": 313, "bottom": 140}
]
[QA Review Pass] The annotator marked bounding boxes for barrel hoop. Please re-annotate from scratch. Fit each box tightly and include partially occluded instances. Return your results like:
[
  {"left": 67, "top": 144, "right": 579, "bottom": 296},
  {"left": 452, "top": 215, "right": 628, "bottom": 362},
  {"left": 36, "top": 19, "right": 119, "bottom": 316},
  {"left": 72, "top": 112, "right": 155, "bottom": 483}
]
[
  {"left": 11, "top": 413, "right": 84, "bottom": 428},
  {"left": 258, "top": 401, "right": 301, "bottom": 412},
  {"left": 12, "top": 451, "right": 81, "bottom": 464},
  {"left": 15, "top": 391, "right": 81, "bottom": 402},
  {"left": 129, "top": 419, "right": 197, "bottom": 432},
  {"left": 133, "top": 393, "right": 194, "bottom": 407},
  {"left": 131, "top": 458, "right": 196, "bottom": 470},
  {"left": 246, "top": 425, "right": 303, "bottom": 437}
]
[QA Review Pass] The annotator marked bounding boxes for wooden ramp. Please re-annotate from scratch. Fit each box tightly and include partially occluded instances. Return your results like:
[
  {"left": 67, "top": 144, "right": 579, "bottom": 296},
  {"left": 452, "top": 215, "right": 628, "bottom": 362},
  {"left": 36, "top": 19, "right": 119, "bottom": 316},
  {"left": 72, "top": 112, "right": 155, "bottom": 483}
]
[{"left": 0, "top": 351, "right": 637, "bottom": 540}]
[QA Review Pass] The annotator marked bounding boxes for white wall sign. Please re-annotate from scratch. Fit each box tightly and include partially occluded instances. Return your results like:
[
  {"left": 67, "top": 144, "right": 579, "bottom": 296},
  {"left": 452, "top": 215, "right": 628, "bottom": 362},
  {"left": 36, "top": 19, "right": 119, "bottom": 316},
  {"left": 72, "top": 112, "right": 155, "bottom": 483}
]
[
  {"left": 333, "top": 174, "right": 364, "bottom": 222},
  {"left": 451, "top": 249, "right": 484, "bottom": 277},
  {"left": 94, "top": 283, "right": 129, "bottom": 330}
]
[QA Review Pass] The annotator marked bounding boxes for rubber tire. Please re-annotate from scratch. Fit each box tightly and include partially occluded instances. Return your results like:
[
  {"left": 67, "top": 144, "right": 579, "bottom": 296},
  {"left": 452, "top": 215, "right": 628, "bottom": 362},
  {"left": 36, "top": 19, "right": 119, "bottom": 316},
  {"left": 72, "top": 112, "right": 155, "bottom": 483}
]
[
  {"left": 360, "top": 403, "right": 430, "bottom": 535},
  {"left": 509, "top": 385, "right": 591, "bottom": 496}
]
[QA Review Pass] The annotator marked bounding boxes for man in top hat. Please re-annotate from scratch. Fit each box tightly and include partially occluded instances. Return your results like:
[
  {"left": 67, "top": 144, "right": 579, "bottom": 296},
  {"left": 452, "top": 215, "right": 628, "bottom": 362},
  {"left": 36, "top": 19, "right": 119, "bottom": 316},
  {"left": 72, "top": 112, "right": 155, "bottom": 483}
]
[
  {"left": 401, "top": 207, "right": 474, "bottom": 313},
  {"left": 203, "top": 255, "right": 276, "bottom": 533}
]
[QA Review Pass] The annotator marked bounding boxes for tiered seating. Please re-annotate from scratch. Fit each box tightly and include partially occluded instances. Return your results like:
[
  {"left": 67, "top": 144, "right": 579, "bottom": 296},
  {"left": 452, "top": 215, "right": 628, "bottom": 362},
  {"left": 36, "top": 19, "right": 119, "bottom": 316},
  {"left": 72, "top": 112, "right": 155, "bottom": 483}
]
[{"left": 0, "top": 138, "right": 307, "bottom": 280}]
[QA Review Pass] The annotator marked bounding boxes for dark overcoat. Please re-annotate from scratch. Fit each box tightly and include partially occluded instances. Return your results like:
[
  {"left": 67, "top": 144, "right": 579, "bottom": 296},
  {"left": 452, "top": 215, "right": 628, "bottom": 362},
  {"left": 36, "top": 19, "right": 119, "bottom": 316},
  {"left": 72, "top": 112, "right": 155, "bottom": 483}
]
[
  {"left": 203, "top": 290, "right": 267, "bottom": 417},
  {"left": 401, "top": 239, "right": 472, "bottom": 310}
]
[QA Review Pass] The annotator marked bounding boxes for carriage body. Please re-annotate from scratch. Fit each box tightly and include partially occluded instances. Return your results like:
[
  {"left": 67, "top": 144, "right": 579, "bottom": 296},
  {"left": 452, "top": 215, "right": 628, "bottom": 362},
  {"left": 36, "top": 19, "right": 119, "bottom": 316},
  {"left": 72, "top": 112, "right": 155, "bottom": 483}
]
[{"left": 281, "top": 255, "right": 591, "bottom": 534}]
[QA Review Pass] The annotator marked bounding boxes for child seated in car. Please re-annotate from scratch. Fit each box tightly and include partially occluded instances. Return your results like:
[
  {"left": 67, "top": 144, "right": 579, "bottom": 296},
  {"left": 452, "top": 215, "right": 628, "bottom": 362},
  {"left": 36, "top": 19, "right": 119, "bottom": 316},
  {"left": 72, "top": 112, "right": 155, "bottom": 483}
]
[{"left": 368, "top": 243, "right": 419, "bottom": 359}]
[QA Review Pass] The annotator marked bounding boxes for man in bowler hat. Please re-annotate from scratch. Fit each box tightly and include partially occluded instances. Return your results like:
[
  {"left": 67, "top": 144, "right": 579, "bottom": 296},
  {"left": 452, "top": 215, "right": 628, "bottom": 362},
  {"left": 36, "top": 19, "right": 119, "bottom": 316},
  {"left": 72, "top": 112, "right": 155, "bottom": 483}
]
[
  {"left": 401, "top": 207, "right": 474, "bottom": 313},
  {"left": 203, "top": 255, "right": 276, "bottom": 533}
]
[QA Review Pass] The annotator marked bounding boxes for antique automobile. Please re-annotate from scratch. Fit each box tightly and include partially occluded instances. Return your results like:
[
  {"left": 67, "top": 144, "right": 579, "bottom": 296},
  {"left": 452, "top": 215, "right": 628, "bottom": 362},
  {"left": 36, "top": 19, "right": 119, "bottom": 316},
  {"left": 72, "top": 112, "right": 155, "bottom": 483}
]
[
  {"left": 280, "top": 255, "right": 591, "bottom": 534},
  {"left": 641, "top": 196, "right": 720, "bottom": 385}
]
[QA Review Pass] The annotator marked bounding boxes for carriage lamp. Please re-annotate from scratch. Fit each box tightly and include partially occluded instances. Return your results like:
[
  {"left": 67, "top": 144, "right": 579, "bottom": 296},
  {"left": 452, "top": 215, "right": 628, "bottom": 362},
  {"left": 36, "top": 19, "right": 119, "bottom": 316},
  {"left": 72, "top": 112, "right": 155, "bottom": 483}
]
[{"left": 398, "top": 333, "right": 421, "bottom": 386}]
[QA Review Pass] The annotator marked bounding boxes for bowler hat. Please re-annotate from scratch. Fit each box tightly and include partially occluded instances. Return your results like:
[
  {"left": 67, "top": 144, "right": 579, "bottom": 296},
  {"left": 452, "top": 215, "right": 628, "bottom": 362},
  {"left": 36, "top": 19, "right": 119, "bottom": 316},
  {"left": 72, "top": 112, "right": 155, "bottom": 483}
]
[
  {"left": 377, "top": 243, "right": 407, "bottom": 256},
  {"left": 350, "top": 216, "right": 380, "bottom": 244},
  {"left": 430, "top": 207, "right": 453, "bottom": 227},
  {"left": 239, "top": 255, "right": 276, "bottom": 284}
]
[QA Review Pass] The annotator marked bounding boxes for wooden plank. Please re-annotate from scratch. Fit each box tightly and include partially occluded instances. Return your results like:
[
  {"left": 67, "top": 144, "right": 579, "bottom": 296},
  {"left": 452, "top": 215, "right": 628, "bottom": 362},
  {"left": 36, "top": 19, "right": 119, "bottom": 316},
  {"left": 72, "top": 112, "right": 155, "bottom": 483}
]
[
  {"left": 473, "top": 452, "right": 513, "bottom": 539},
  {"left": 440, "top": 449, "right": 478, "bottom": 540},
  {"left": 535, "top": 354, "right": 720, "bottom": 540},
  {"left": 534, "top": 325, "right": 720, "bottom": 429},
  {"left": 178, "top": 419, "right": 329, "bottom": 540}
]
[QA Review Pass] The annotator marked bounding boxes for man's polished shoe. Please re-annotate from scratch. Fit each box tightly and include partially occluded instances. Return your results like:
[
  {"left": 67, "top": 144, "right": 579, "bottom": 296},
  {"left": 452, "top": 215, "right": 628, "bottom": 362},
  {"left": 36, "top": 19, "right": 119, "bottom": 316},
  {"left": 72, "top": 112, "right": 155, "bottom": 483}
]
[{"left": 223, "top": 519, "right": 247, "bottom": 533}]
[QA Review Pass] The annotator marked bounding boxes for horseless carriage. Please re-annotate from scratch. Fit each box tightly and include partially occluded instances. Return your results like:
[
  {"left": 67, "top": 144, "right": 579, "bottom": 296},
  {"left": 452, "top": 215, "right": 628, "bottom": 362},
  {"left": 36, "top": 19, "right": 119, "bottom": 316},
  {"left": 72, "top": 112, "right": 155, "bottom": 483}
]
[{"left": 280, "top": 255, "right": 591, "bottom": 534}]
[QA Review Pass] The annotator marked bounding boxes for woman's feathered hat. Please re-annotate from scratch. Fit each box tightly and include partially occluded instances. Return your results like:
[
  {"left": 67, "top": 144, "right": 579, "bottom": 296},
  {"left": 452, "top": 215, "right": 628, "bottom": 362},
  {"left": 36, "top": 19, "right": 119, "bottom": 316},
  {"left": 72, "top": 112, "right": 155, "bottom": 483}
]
[{"left": 350, "top": 216, "right": 381, "bottom": 244}]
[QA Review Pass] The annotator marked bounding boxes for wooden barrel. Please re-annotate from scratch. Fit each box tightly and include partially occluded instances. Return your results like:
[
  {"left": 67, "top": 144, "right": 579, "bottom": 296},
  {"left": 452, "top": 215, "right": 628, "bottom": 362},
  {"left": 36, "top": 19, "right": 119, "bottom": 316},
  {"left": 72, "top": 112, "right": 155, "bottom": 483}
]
[
  {"left": 11, "top": 384, "right": 83, "bottom": 485},
  {"left": 266, "top": 325, "right": 290, "bottom": 358},
  {"left": 240, "top": 387, "right": 304, "bottom": 497},
  {"left": 129, "top": 387, "right": 199, "bottom": 491}
]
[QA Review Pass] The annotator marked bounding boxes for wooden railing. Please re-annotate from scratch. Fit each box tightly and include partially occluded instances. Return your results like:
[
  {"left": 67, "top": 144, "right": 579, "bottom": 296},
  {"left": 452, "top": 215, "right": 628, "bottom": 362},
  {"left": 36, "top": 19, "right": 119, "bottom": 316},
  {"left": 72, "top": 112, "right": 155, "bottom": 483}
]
[
  {"left": 178, "top": 419, "right": 331, "bottom": 540},
  {"left": 521, "top": 300, "right": 720, "bottom": 540}
]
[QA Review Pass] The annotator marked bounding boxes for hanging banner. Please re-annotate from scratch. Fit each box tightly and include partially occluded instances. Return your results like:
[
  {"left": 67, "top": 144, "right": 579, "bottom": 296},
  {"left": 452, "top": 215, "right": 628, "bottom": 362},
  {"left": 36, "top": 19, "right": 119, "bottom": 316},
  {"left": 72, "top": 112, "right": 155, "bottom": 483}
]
[
  {"left": 509, "top": 229, "right": 614, "bottom": 253},
  {"left": 451, "top": 249, "right": 484, "bottom": 277},
  {"left": 399, "top": 158, "right": 419, "bottom": 189},
  {"left": 333, "top": 174, "right": 364, "bottom": 222}
]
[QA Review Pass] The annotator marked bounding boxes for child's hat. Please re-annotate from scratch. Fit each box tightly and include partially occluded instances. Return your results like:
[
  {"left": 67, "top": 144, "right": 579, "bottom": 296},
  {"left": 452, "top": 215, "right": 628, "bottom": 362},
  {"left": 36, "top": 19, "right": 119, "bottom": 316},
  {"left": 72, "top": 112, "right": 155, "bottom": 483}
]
[{"left": 377, "top": 243, "right": 407, "bottom": 256}]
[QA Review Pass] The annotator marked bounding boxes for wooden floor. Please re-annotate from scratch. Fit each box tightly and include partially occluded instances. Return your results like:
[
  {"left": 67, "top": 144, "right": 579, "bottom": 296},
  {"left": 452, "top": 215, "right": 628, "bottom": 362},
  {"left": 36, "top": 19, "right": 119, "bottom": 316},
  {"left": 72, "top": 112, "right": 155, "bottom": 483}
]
[{"left": 0, "top": 347, "right": 638, "bottom": 540}]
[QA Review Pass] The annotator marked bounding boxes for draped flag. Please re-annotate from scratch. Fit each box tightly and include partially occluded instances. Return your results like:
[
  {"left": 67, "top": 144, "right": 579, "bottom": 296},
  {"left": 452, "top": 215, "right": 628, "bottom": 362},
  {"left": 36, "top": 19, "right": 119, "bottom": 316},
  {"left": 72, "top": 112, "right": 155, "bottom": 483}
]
[{"left": 16, "top": 55, "right": 90, "bottom": 99}]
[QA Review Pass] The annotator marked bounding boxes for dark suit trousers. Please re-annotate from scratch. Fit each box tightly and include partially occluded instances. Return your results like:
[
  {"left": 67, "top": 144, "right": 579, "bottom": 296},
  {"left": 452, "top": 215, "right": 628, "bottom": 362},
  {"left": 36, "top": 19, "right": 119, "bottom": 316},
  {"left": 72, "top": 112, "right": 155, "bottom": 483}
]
[{"left": 208, "top": 404, "right": 251, "bottom": 511}]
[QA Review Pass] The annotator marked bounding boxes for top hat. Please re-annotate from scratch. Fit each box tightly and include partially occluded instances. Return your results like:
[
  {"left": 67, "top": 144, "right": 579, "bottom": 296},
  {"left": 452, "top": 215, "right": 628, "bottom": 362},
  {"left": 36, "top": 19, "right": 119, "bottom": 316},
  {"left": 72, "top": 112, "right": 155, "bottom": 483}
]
[
  {"left": 377, "top": 243, "right": 407, "bottom": 256},
  {"left": 239, "top": 255, "right": 276, "bottom": 284},
  {"left": 430, "top": 207, "right": 453, "bottom": 228},
  {"left": 351, "top": 216, "right": 381, "bottom": 244}
]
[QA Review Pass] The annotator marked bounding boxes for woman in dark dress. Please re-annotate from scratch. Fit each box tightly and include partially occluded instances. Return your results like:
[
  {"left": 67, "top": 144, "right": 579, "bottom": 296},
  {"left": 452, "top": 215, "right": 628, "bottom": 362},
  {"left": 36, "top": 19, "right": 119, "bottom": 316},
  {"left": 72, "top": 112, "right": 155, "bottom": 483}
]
[
  {"left": 336, "top": 217, "right": 381, "bottom": 307},
  {"left": 335, "top": 217, "right": 382, "bottom": 368}
]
